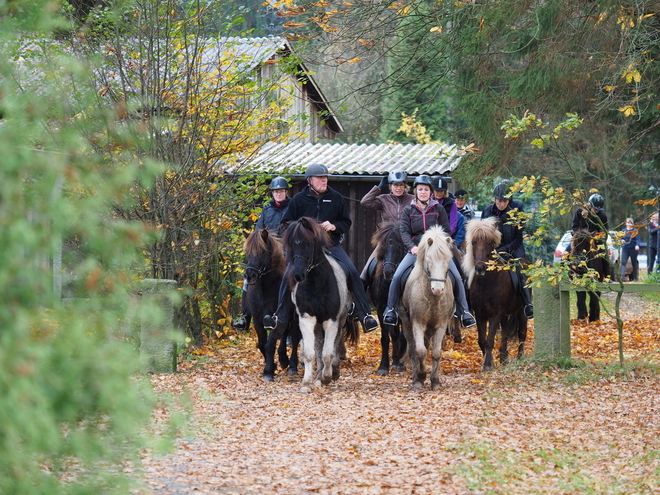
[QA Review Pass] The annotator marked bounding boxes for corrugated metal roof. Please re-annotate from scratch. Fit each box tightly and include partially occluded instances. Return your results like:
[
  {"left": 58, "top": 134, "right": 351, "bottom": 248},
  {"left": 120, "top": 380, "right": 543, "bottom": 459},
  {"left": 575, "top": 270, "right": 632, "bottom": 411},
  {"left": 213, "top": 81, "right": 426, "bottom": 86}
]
[
  {"left": 209, "top": 37, "right": 287, "bottom": 71},
  {"left": 236, "top": 142, "right": 462, "bottom": 176}
]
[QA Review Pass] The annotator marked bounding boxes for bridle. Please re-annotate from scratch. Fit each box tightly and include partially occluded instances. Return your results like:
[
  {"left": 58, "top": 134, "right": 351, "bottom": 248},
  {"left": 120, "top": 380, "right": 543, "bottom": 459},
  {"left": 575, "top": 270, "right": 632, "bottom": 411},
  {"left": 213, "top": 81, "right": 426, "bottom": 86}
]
[
  {"left": 245, "top": 262, "right": 276, "bottom": 284},
  {"left": 292, "top": 246, "right": 319, "bottom": 273}
]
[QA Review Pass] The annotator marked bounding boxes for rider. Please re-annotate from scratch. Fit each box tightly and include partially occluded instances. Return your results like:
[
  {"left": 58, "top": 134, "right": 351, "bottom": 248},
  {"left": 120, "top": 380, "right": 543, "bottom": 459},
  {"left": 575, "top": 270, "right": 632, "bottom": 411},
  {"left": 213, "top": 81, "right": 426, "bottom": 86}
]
[
  {"left": 233, "top": 176, "right": 290, "bottom": 332},
  {"left": 481, "top": 180, "right": 534, "bottom": 319},
  {"left": 454, "top": 189, "right": 476, "bottom": 221},
  {"left": 359, "top": 171, "right": 414, "bottom": 288},
  {"left": 431, "top": 176, "right": 466, "bottom": 252},
  {"left": 381, "top": 175, "right": 476, "bottom": 328},
  {"left": 263, "top": 164, "right": 379, "bottom": 334}
]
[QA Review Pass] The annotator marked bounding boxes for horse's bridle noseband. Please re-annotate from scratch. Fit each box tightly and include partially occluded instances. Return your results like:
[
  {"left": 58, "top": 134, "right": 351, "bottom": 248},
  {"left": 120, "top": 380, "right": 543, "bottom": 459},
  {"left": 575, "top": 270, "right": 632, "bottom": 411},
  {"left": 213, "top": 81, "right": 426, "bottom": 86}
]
[
  {"left": 292, "top": 253, "right": 318, "bottom": 273},
  {"left": 424, "top": 268, "right": 446, "bottom": 284},
  {"left": 245, "top": 263, "right": 275, "bottom": 284}
]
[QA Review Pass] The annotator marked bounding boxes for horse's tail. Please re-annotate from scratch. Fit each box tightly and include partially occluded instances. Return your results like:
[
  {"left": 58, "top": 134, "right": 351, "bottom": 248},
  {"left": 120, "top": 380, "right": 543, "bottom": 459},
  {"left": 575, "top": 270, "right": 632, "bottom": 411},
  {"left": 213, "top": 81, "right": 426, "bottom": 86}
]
[{"left": 344, "top": 317, "right": 360, "bottom": 346}]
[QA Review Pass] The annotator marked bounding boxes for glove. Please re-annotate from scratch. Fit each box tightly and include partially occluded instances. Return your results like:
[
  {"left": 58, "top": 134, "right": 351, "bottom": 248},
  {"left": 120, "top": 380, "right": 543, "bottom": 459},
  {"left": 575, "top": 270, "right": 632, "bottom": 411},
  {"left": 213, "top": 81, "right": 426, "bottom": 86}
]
[{"left": 378, "top": 175, "right": 389, "bottom": 192}]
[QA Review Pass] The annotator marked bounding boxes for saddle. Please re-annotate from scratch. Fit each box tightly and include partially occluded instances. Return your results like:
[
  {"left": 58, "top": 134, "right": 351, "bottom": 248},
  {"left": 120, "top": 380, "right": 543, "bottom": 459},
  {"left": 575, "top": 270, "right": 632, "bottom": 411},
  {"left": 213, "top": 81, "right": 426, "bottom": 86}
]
[{"left": 366, "top": 256, "right": 378, "bottom": 281}]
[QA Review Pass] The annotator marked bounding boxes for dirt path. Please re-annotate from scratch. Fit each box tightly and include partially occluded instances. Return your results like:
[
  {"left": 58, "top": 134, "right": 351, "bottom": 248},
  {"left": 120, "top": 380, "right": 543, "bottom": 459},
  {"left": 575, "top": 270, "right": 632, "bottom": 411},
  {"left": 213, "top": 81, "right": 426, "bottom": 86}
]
[{"left": 135, "top": 293, "right": 660, "bottom": 495}]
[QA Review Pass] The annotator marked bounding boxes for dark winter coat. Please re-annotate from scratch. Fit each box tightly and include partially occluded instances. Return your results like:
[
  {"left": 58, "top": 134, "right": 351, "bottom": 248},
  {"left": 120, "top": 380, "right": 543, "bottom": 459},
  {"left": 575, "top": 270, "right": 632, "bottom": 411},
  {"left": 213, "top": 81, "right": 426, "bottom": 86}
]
[
  {"left": 571, "top": 207, "right": 608, "bottom": 233},
  {"left": 481, "top": 199, "right": 526, "bottom": 259},
  {"left": 256, "top": 198, "right": 290, "bottom": 235},
  {"left": 282, "top": 185, "right": 351, "bottom": 246},
  {"left": 400, "top": 199, "right": 451, "bottom": 252}
]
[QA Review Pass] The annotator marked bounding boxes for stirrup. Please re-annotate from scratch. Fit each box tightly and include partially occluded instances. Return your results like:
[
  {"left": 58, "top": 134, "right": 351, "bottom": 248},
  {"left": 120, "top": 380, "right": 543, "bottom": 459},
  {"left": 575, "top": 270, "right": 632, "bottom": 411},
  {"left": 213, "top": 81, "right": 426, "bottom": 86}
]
[
  {"left": 382, "top": 309, "right": 398, "bottom": 326},
  {"left": 461, "top": 311, "right": 476, "bottom": 328},
  {"left": 362, "top": 315, "right": 378, "bottom": 333}
]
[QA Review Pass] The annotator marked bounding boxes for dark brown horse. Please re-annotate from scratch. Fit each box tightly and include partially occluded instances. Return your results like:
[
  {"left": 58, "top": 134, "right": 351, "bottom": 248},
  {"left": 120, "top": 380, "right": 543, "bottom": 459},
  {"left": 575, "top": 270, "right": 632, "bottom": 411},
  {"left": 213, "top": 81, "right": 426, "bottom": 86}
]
[
  {"left": 367, "top": 222, "right": 407, "bottom": 374},
  {"left": 567, "top": 229, "right": 610, "bottom": 322},
  {"left": 462, "top": 217, "right": 527, "bottom": 371},
  {"left": 243, "top": 228, "right": 300, "bottom": 381}
]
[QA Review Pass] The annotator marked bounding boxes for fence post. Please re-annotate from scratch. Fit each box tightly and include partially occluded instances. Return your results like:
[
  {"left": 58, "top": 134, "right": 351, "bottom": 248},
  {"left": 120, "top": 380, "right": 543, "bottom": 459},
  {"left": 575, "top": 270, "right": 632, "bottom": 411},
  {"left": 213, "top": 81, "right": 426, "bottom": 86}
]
[
  {"left": 140, "top": 279, "right": 178, "bottom": 373},
  {"left": 533, "top": 283, "right": 571, "bottom": 359}
]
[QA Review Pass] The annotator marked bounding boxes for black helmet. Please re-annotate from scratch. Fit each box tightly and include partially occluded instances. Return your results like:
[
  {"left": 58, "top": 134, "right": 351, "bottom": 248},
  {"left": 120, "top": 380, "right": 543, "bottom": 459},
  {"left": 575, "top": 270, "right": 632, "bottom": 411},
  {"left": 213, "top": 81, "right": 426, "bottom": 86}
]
[
  {"left": 455, "top": 189, "right": 468, "bottom": 198},
  {"left": 493, "top": 180, "right": 513, "bottom": 200},
  {"left": 588, "top": 193, "right": 604, "bottom": 209},
  {"left": 269, "top": 176, "right": 289, "bottom": 190},
  {"left": 388, "top": 171, "right": 407, "bottom": 184},
  {"left": 413, "top": 175, "right": 433, "bottom": 189},
  {"left": 305, "top": 163, "right": 330, "bottom": 178},
  {"left": 431, "top": 176, "right": 449, "bottom": 191}
]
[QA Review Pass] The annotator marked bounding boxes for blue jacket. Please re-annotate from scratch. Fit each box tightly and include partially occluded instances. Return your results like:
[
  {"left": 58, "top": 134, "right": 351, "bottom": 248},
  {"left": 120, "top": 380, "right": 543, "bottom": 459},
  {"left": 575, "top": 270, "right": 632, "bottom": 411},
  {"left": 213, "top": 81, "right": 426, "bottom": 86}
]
[
  {"left": 621, "top": 227, "right": 639, "bottom": 251},
  {"left": 256, "top": 198, "right": 290, "bottom": 235}
]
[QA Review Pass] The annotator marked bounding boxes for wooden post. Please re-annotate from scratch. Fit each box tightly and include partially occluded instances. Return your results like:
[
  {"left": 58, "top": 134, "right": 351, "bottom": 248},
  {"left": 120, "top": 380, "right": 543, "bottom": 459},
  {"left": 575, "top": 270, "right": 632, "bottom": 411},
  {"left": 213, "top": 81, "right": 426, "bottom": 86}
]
[
  {"left": 140, "top": 279, "right": 178, "bottom": 373},
  {"left": 533, "top": 283, "right": 571, "bottom": 359}
]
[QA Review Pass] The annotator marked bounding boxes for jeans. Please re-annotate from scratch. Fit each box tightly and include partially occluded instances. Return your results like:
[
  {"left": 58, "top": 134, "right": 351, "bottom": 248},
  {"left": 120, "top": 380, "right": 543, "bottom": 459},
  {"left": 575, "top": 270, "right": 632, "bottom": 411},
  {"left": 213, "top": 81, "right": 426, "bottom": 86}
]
[{"left": 620, "top": 248, "right": 639, "bottom": 281}]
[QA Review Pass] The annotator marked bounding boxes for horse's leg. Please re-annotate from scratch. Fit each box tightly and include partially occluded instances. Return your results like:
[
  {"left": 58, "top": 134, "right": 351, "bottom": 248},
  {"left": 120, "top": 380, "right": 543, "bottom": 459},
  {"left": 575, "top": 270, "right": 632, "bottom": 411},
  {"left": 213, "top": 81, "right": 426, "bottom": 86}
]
[
  {"left": 298, "top": 315, "right": 317, "bottom": 393},
  {"left": 576, "top": 291, "right": 588, "bottom": 320},
  {"left": 377, "top": 308, "right": 391, "bottom": 375},
  {"left": 392, "top": 325, "right": 407, "bottom": 372},
  {"left": 481, "top": 319, "right": 499, "bottom": 371},
  {"left": 588, "top": 290, "right": 601, "bottom": 322},
  {"left": 288, "top": 317, "right": 301, "bottom": 375},
  {"left": 277, "top": 324, "right": 290, "bottom": 370},
  {"left": 476, "top": 318, "right": 488, "bottom": 368},
  {"left": 254, "top": 320, "right": 271, "bottom": 379},
  {"left": 332, "top": 320, "right": 345, "bottom": 381},
  {"left": 320, "top": 320, "right": 339, "bottom": 385},
  {"left": 499, "top": 316, "right": 510, "bottom": 365},
  {"left": 516, "top": 310, "right": 527, "bottom": 359},
  {"left": 410, "top": 321, "right": 427, "bottom": 389},
  {"left": 430, "top": 328, "right": 445, "bottom": 391},
  {"left": 263, "top": 325, "right": 279, "bottom": 381}
]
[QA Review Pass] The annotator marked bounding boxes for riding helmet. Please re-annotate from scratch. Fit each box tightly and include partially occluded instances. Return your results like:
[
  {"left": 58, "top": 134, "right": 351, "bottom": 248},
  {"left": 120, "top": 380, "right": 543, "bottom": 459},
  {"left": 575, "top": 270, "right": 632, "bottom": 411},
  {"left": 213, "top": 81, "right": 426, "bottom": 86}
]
[
  {"left": 493, "top": 180, "right": 513, "bottom": 200},
  {"left": 588, "top": 193, "right": 605, "bottom": 209},
  {"left": 431, "top": 176, "right": 450, "bottom": 191},
  {"left": 269, "top": 176, "right": 289, "bottom": 190},
  {"left": 304, "top": 163, "right": 330, "bottom": 178},
  {"left": 388, "top": 171, "right": 407, "bottom": 184},
  {"left": 413, "top": 175, "right": 433, "bottom": 189}
]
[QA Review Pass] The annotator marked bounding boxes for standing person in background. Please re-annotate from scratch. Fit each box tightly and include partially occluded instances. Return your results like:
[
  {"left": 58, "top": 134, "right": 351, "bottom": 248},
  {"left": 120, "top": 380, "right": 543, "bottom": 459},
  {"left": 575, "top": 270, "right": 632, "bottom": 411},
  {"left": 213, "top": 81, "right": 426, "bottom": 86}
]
[
  {"left": 647, "top": 212, "right": 658, "bottom": 274},
  {"left": 359, "top": 171, "right": 414, "bottom": 288},
  {"left": 263, "top": 163, "right": 379, "bottom": 334},
  {"left": 481, "top": 180, "right": 534, "bottom": 319},
  {"left": 454, "top": 189, "right": 476, "bottom": 221},
  {"left": 233, "top": 177, "right": 291, "bottom": 332},
  {"left": 620, "top": 218, "right": 640, "bottom": 282}
]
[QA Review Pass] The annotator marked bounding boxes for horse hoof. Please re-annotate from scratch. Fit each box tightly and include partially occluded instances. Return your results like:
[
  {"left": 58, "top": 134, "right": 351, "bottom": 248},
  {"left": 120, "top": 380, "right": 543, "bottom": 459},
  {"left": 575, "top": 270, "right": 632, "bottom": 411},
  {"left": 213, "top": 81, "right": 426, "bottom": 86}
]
[
  {"left": 413, "top": 381, "right": 424, "bottom": 390},
  {"left": 376, "top": 368, "right": 389, "bottom": 376},
  {"left": 287, "top": 367, "right": 299, "bottom": 376},
  {"left": 263, "top": 374, "right": 275, "bottom": 382},
  {"left": 392, "top": 364, "right": 406, "bottom": 372},
  {"left": 431, "top": 381, "right": 441, "bottom": 391},
  {"left": 299, "top": 386, "right": 312, "bottom": 394}
]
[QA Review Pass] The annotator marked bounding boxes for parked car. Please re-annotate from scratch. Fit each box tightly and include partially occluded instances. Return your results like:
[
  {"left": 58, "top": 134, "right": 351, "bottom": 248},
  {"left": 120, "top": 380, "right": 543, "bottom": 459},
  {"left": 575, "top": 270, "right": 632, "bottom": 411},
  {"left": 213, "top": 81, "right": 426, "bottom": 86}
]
[{"left": 553, "top": 230, "right": 646, "bottom": 276}]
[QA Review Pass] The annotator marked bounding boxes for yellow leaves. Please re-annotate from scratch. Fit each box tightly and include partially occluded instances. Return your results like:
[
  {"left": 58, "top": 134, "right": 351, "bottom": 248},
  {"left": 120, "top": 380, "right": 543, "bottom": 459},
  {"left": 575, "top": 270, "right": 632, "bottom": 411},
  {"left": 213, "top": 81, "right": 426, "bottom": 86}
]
[
  {"left": 618, "top": 105, "right": 636, "bottom": 117},
  {"left": 459, "top": 143, "right": 480, "bottom": 154},
  {"left": 398, "top": 109, "right": 434, "bottom": 144},
  {"left": 621, "top": 64, "right": 641, "bottom": 84},
  {"left": 283, "top": 21, "right": 304, "bottom": 28},
  {"left": 358, "top": 39, "right": 374, "bottom": 46},
  {"left": 430, "top": 26, "right": 443, "bottom": 34},
  {"left": 603, "top": 85, "right": 616, "bottom": 92}
]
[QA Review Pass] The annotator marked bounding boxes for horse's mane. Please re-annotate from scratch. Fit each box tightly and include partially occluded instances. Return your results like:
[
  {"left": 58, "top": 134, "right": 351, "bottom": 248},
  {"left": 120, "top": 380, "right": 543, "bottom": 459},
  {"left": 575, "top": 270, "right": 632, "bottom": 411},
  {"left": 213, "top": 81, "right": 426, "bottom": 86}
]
[
  {"left": 569, "top": 228, "right": 600, "bottom": 255},
  {"left": 371, "top": 222, "right": 401, "bottom": 253},
  {"left": 244, "top": 228, "right": 286, "bottom": 274},
  {"left": 416, "top": 225, "right": 453, "bottom": 266},
  {"left": 282, "top": 217, "right": 331, "bottom": 256},
  {"left": 462, "top": 217, "right": 501, "bottom": 276}
]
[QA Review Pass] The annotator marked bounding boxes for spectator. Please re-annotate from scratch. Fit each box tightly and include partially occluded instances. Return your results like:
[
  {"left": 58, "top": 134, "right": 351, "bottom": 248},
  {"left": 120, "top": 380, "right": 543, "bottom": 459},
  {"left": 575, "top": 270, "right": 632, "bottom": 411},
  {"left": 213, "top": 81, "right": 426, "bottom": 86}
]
[
  {"left": 620, "top": 218, "right": 640, "bottom": 282},
  {"left": 648, "top": 212, "right": 658, "bottom": 274}
]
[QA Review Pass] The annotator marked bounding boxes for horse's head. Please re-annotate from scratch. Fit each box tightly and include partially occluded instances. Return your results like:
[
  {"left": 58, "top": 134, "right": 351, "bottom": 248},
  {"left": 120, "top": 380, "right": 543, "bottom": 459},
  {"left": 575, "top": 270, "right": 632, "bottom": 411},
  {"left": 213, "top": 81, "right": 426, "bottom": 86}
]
[
  {"left": 417, "top": 226, "right": 453, "bottom": 296},
  {"left": 243, "top": 228, "right": 285, "bottom": 285},
  {"left": 283, "top": 217, "right": 330, "bottom": 283},
  {"left": 372, "top": 222, "right": 405, "bottom": 281},
  {"left": 464, "top": 217, "right": 501, "bottom": 278},
  {"left": 567, "top": 229, "right": 602, "bottom": 276}
]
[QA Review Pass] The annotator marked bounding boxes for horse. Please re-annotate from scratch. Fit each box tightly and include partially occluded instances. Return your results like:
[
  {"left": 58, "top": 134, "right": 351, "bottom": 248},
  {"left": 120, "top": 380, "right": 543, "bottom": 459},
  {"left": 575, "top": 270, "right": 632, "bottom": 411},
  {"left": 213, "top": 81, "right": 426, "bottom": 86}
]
[
  {"left": 243, "top": 228, "right": 301, "bottom": 381},
  {"left": 367, "top": 222, "right": 407, "bottom": 374},
  {"left": 282, "top": 217, "right": 359, "bottom": 393},
  {"left": 567, "top": 228, "right": 610, "bottom": 322},
  {"left": 462, "top": 217, "right": 527, "bottom": 371},
  {"left": 398, "top": 226, "right": 456, "bottom": 390}
]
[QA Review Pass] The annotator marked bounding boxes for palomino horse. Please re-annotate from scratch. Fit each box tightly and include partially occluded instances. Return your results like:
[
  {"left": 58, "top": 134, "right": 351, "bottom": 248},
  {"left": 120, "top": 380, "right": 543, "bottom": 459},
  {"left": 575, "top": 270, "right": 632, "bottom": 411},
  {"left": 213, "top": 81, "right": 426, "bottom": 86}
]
[
  {"left": 462, "top": 217, "right": 527, "bottom": 371},
  {"left": 283, "top": 217, "right": 358, "bottom": 393},
  {"left": 399, "top": 226, "right": 456, "bottom": 390},
  {"left": 567, "top": 229, "right": 610, "bottom": 322},
  {"left": 368, "top": 222, "right": 407, "bottom": 374},
  {"left": 243, "top": 229, "right": 301, "bottom": 381}
]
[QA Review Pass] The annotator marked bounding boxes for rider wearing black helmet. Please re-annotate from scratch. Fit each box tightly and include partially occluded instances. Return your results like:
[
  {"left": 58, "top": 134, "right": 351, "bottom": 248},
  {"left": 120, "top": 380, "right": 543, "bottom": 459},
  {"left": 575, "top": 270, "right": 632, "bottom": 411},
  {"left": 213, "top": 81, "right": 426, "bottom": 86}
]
[
  {"left": 234, "top": 176, "right": 291, "bottom": 332},
  {"left": 263, "top": 164, "right": 379, "bottom": 334},
  {"left": 572, "top": 193, "right": 608, "bottom": 233},
  {"left": 359, "top": 171, "right": 415, "bottom": 288},
  {"left": 481, "top": 180, "right": 534, "bottom": 319},
  {"left": 382, "top": 175, "right": 476, "bottom": 328}
]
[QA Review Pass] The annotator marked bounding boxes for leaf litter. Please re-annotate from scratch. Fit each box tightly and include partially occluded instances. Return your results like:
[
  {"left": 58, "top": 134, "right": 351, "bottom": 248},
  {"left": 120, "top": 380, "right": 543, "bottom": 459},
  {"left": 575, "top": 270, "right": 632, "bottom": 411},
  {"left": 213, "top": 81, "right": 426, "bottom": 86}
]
[{"left": 135, "top": 292, "right": 660, "bottom": 494}]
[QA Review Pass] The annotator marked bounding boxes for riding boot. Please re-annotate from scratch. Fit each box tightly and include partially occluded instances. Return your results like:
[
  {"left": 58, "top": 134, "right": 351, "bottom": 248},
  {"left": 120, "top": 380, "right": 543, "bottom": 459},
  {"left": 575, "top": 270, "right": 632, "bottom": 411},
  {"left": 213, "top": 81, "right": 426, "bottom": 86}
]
[
  {"left": 518, "top": 272, "right": 534, "bottom": 318},
  {"left": 263, "top": 269, "right": 291, "bottom": 333},
  {"left": 449, "top": 259, "right": 476, "bottom": 328},
  {"left": 233, "top": 288, "right": 250, "bottom": 332}
]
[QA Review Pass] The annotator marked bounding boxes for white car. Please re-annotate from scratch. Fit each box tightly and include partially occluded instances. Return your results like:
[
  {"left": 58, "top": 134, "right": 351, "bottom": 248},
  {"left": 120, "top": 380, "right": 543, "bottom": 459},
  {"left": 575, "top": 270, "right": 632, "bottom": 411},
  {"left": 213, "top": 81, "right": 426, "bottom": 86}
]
[{"left": 553, "top": 230, "right": 646, "bottom": 275}]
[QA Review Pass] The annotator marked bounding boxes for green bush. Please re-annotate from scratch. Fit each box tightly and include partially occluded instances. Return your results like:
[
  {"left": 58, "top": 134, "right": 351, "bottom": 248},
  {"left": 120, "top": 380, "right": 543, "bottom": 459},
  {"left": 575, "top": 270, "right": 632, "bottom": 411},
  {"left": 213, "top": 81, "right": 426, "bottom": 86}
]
[{"left": 0, "top": 2, "right": 178, "bottom": 493}]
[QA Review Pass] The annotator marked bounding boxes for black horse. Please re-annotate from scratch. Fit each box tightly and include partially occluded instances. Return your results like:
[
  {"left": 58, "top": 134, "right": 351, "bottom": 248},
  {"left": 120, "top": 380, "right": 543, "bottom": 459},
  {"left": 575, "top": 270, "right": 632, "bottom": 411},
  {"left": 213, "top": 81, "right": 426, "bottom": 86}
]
[
  {"left": 568, "top": 229, "right": 610, "bottom": 322},
  {"left": 282, "top": 217, "right": 358, "bottom": 393},
  {"left": 367, "top": 222, "right": 407, "bottom": 374},
  {"left": 243, "top": 228, "right": 301, "bottom": 381}
]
